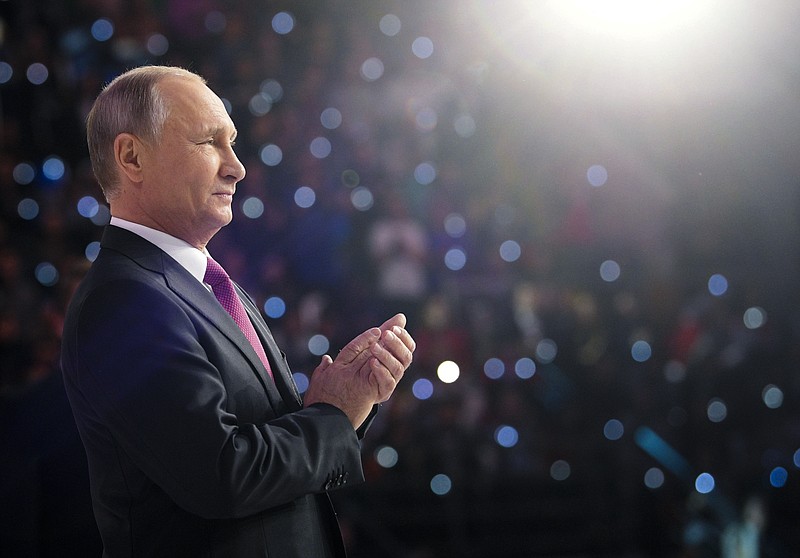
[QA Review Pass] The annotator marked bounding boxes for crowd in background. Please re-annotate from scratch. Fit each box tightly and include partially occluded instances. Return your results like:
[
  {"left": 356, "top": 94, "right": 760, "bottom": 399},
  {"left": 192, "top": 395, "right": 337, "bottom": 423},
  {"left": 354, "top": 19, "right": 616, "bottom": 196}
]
[{"left": 1, "top": 1, "right": 799, "bottom": 556}]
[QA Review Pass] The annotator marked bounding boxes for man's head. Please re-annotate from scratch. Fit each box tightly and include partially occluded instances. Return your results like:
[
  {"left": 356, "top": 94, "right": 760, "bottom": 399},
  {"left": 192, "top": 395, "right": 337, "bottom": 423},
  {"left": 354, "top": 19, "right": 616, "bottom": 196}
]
[
  {"left": 87, "top": 65, "right": 189, "bottom": 200},
  {"left": 87, "top": 65, "right": 246, "bottom": 249}
]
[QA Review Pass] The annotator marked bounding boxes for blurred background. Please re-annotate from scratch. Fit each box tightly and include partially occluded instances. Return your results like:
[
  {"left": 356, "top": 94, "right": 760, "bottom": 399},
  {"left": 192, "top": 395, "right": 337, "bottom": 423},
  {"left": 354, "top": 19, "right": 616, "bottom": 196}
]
[{"left": 1, "top": 0, "right": 799, "bottom": 556}]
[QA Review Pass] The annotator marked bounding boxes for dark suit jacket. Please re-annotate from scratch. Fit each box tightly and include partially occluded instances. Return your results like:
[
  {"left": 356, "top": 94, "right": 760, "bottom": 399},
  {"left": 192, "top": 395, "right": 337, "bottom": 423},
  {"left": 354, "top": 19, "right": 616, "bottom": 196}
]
[{"left": 61, "top": 225, "right": 371, "bottom": 557}]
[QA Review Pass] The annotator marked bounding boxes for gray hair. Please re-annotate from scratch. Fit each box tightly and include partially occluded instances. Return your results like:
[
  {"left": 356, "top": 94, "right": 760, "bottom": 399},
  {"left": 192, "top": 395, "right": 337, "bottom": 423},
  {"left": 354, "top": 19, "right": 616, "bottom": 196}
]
[{"left": 86, "top": 66, "right": 206, "bottom": 201}]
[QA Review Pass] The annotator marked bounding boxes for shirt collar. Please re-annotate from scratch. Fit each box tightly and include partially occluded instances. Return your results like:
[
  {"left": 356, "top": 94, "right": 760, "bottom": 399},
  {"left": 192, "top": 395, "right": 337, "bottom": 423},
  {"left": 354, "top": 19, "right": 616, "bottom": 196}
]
[{"left": 110, "top": 217, "right": 209, "bottom": 284}]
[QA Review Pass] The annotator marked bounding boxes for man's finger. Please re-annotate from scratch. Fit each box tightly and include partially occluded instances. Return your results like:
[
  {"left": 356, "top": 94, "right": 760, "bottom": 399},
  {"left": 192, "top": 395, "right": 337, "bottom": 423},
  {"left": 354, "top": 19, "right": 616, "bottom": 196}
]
[
  {"left": 336, "top": 327, "right": 381, "bottom": 365},
  {"left": 373, "top": 330, "right": 412, "bottom": 372},
  {"left": 388, "top": 325, "right": 416, "bottom": 355},
  {"left": 367, "top": 363, "right": 398, "bottom": 402},
  {"left": 379, "top": 313, "right": 406, "bottom": 333}
]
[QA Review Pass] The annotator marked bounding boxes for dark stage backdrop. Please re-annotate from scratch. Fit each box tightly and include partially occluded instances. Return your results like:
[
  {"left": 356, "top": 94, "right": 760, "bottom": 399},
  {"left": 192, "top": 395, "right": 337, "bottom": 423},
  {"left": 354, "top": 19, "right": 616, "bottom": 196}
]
[{"left": 1, "top": 1, "right": 799, "bottom": 556}]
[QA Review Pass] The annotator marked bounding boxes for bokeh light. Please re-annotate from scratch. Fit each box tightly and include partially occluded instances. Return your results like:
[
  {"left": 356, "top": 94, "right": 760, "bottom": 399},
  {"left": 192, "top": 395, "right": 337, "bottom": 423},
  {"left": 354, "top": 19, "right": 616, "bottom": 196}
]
[
  {"left": 444, "top": 214, "right": 466, "bottom": 238},
  {"left": 694, "top": 472, "right": 715, "bottom": 494},
  {"left": 444, "top": 248, "right": 467, "bottom": 271},
  {"left": 294, "top": 186, "right": 316, "bottom": 208},
  {"left": 17, "top": 199, "right": 39, "bottom": 220},
  {"left": 587, "top": 164, "right": 608, "bottom": 187},
  {"left": 248, "top": 93, "right": 272, "bottom": 116},
  {"left": 495, "top": 425, "right": 519, "bottom": 448},
  {"left": 259, "top": 144, "right": 282, "bottom": 166},
  {"left": 241, "top": 197, "right": 265, "bottom": 219},
  {"left": 453, "top": 114, "right": 476, "bottom": 138},
  {"left": 663, "top": 360, "right": 687, "bottom": 383},
  {"left": 260, "top": 79, "right": 283, "bottom": 102},
  {"left": 379, "top": 14, "right": 402, "bottom": 37},
  {"left": 550, "top": 460, "right": 571, "bottom": 481},
  {"left": 706, "top": 398, "right": 727, "bottom": 423},
  {"left": 272, "top": 12, "right": 295, "bottom": 34},
  {"left": 499, "top": 240, "right": 521, "bottom": 263},
  {"left": 603, "top": 419, "right": 624, "bottom": 441},
  {"left": 360, "top": 57, "right": 384, "bottom": 81},
  {"left": 341, "top": 169, "right": 360, "bottom": 188},
  {"left": 263, "top": 296, "right": 286, "bottom": 319},
  {"left": 321, "top": 107, "right": 343, "bottom": 129},
  {"left": 644, "top": 467, "right": 665, "bottom": 489},
  {"left": 13, "top": 162, "right": 35, "bottom": 185},
  {"left": 375, "top": 446, "right": 399, "bottom": 468},
  {"left": 292, "top": 372, "right": 309, "bottom": 394},
  {"left": 146, "top": 34, "right": 169, "bottom": 56},
  {"left": 309, "top": 137, "right": 332, "bottom": 159},
  {"left": 0, "top": 61, "right": 12, "bottom": 84},
  {"left": 437, "top": 360, "right": 460, "bottom": 384},
  {"left": 77, "top": 196, "right": 100, "bottom": 218},
  {"left": 599, "top": 259, "right": 621, "bottom": 282},
  {"left": 762, "top": 385, "right": 783, "bottom": 409},
  {"left": 430, "top": 474, "right": 452, "bottom": 496},
  {"left": 84, "top": 241, "right": 101, "bottom": 262},
  {"left": 743, "top": 307, "right": 767, "bottom": 329},
  {"left": 707, "top": 274, "right": 728, "bottom": 296},
  {"left": 307, "top": 334, "right": 330, "bottom": 356},
  {"left": 769, "top": 467, "right": 788, "bottom": 489},
  {"left": 35, "top": 262, "right": 59, "bottom": 287},
  {"left": 90, "top": 19, "right": 114, "bottom": 41},
  {"left": 412, "top": 36, "right": 434, "bottom": 59},
  {"left": 27, "top": 63, "right": 49, "bottom": 85},
  {"left": 351, "top": 187, "right": 374, "bottom": 211},
  {"left": 414, "top": 162, "right": 436, "bottom": 185},
  {"left": 42, "top": 156, "right": 66, "bottom": 181},
  {"left": 631, "top": 340, "right": 652, "bottom": 362},
  {"left": 484, "top": 357, "right": 505, "bottom": 380},
  {"left": 90, "top": 205, "right": 111, "bottom": 226},
  {"left": 415, "top": 107, "right": 438, "bottom": 132},
  {"left": 535, "top": 339, "right": 557, "bottom": 364},
  {"left": 514, "top": 357, "right": 536, "bottom": 379},
  {"left": 412, "top": 378, "right": 434, "bottom": 400}
]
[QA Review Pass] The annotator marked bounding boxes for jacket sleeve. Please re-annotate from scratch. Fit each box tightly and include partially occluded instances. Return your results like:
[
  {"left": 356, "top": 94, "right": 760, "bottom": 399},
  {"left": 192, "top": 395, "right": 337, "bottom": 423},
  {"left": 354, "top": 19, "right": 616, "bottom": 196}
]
[{"left": 61, "top": 276, "right": 365, "bottom": 520}]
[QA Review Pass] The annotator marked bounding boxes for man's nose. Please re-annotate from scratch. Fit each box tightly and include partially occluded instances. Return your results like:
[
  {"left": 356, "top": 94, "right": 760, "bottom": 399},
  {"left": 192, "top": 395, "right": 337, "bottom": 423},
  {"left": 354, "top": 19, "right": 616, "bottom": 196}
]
[{"left": 223, "top": 149, "right": 246, "bottom": 182}]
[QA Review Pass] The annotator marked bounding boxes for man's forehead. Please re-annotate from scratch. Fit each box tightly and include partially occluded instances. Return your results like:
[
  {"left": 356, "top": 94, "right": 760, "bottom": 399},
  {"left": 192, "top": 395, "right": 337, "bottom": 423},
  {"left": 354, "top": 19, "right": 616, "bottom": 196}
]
[{"left": 161, "top": 79, "right": 235, "bottom": 132}]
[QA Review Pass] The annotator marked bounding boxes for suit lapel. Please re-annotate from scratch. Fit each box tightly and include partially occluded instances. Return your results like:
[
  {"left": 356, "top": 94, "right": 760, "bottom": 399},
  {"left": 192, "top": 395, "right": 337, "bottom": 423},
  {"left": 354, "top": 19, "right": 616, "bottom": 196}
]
[
  {"left": 100, "top": 226, "right": 287, "bottom": 411},
  {"left": 236, "top": 286, "right": 304, "bottom": 411}
]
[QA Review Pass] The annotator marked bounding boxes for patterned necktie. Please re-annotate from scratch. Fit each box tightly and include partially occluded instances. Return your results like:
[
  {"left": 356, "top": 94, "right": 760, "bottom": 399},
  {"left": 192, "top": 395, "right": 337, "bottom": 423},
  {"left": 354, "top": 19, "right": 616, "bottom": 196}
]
[{"left": 204, "top": 257, "right": 273, "bottom": 378}]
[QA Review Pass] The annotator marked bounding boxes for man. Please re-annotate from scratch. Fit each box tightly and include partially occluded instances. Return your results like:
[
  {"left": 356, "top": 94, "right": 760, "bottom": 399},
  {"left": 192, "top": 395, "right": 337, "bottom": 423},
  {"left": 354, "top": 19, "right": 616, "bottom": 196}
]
[{"left": 61, "top": 65, "right": 415, "bottom": 557}]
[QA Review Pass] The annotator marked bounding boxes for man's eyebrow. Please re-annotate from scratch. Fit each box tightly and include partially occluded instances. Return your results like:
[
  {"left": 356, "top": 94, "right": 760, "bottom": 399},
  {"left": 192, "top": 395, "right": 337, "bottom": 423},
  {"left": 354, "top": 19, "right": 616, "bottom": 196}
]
[{"left": 201, "top": 125, "right": 237, "bottom": 139}]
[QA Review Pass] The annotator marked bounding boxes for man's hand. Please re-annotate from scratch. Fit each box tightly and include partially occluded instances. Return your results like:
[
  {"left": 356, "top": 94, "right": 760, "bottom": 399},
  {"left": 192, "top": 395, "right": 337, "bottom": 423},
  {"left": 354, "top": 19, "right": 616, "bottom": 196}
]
[
  {"left": 303, "top": 314, "right": 415, "bottom": 428},
  {"left": 368, "top": 313, "right": 415, "bottom": 401}
]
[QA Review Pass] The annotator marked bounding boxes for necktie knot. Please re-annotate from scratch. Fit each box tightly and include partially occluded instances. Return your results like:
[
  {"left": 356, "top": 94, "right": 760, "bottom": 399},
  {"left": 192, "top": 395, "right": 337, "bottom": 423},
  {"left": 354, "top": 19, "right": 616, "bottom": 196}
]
[
  {"left": 205, "top": 257, "right": 273, "bottom": 379},
  {"left": 204, "top": 257, "right": 230, "bottom": 288}
]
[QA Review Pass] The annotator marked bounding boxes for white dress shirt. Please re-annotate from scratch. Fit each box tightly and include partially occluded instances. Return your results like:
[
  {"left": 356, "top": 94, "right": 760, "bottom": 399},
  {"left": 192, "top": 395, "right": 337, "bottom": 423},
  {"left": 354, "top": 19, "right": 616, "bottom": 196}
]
[{"left": 109, "top": 217, "right": 209, "bottom": 285}]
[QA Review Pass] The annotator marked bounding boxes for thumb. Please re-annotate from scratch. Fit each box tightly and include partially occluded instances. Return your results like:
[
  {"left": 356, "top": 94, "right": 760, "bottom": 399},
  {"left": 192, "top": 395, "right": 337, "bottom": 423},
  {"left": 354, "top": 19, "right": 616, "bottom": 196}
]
[
  {"left": 337, "top": 327, "right": 381, "bottom": 364},
  {"left": 313, "top": 354, "right": 334, "bottom": 375}
]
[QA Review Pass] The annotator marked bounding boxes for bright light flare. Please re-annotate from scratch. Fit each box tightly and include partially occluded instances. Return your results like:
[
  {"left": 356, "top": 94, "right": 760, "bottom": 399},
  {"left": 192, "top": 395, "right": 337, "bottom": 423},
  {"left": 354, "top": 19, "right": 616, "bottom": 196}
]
[{"left": 545, "top": 0, "right": 716, "bottom": 41}]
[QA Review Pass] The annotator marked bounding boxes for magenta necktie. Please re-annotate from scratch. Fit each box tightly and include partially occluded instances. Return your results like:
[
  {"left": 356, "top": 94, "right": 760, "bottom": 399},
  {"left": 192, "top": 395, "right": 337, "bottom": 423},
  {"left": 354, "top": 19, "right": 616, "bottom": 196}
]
[{"left": 204, "top": 257, "right": 273, "bottom": 378}]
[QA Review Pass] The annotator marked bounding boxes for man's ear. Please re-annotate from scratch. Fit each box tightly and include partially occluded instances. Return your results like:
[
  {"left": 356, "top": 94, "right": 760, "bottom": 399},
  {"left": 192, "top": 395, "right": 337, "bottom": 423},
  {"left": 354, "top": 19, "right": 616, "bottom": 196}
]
[{"left": 113, "top": 133, "right": 145, "bottom": 183}]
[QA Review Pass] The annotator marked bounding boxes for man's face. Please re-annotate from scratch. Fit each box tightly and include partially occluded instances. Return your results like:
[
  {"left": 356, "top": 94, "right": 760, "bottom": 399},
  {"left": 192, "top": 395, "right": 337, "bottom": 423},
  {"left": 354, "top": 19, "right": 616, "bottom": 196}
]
[{"left": 138, "top": 77, "right": 246, "bottom": 249}]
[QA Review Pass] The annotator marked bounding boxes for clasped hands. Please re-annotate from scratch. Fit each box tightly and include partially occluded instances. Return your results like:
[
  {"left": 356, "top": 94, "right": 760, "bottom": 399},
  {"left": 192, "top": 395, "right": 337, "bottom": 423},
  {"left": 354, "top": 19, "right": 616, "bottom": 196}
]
[{"left": 304, "top": 313, "right": 415, "bottom": 428}]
